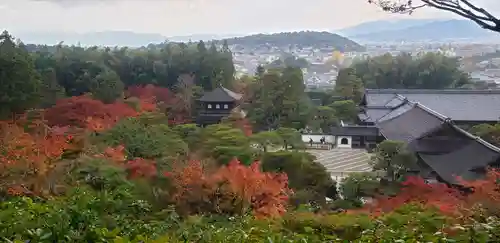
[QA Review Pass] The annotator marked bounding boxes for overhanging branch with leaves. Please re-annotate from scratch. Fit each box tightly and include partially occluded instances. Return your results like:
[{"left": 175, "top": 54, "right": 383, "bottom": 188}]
[{"left": 368, "top": 0, "right": 500, "bottom": 32}]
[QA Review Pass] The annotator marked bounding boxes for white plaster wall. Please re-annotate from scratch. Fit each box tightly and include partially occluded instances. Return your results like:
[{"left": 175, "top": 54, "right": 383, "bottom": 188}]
[
  {"left": 301, "top": 134, "right": 335, "bottom": 143},
  {"left": 336, "top": 136, "right": 352, "bottom": 148}
]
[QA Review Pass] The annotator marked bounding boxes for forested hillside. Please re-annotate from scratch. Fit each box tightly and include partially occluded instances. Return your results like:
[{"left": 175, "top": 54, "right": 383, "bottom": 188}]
[{"left": 222, "top": 31, "right": 365, "bottom": 52}]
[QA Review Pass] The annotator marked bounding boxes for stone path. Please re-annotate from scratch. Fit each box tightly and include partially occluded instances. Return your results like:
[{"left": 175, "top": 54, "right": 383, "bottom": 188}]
[{"left": 307, "top": 148, "right": 373, "bottom": 182}]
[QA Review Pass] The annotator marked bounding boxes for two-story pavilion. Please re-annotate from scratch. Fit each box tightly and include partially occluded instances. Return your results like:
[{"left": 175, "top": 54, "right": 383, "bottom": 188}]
[{"left": 195, "top": 84, "right": 244, "bottom": 126}]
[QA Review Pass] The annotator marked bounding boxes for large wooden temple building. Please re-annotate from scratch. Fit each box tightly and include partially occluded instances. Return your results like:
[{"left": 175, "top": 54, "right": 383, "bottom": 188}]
[
  {"left": 333, "top": 89, "right": 500, "bottom": 184},
  {"left": 195, "top": 85, "right": 244, "bottom": 126}
]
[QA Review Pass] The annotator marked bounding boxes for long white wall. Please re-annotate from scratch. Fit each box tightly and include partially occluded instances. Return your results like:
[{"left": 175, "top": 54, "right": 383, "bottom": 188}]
[{"left": 301, "top": 134, "right": 335, "bottom": 143}]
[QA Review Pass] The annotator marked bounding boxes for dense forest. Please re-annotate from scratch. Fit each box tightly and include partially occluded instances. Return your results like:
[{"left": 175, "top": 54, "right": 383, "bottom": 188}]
[
  {"left": 222, "top": 31, "right": 366, "bottom": 52},
  {"left": 0, "top": 30, "right": 235, "bottom": 118},
  {"left": 3, "top": 28, "right": 500, "bottom": 242}
]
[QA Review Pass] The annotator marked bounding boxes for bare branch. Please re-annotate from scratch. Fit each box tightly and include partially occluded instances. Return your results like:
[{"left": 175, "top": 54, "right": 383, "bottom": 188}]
[{"left": 368, "top": 0, "right": 500, "bottom": 33}]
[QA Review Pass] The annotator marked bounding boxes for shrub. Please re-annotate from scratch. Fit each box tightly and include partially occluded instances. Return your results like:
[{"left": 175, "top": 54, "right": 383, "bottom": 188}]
[
  {"left": 0, "top": 187, "right": 173, "bottom": 242},
  {"left": 282, "top": 211, "right": 373, "bottom": 241},
  {"left": 171, "top": 123, "right": 202, "bottom": 149},
  {"left": 261, "top": 151, "right": 337, "bottom": 207},
  {"left": 340, "top": 172, "right": 382, "bottom": 201},
  {"left": 74, "top": 156, "right": 131, "bottom": 191},
  {"left": 99, "top": 117, "right": 187, "bottom": 159},
  {"left": 198, "top": 124, "right": 254, "bottom": 165}
]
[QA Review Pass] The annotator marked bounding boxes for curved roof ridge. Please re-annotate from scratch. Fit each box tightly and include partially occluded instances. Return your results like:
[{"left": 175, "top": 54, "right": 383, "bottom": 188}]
[
  {"left": 413, "top": 102, "right": 449, "bottom": 121},
  {"left": 382, "top": 94, "right": 407, "bottom": 107},
  {"left": 365, "top": 88, "right": 500, "bottom": 95},
  {"left": 220, "top": 86, "right": 243, "bottom": 100},
  {"left": 450, "top": 124, "right": 500, "bottom": 153},
  {"left": 376, "top": 101, "right": 416, "bottom": 123}
]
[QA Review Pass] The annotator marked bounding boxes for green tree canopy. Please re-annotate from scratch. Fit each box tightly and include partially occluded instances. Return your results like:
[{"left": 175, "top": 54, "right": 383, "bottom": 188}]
[
  {"left": 276, "top": 127, "right": 304, "bottom": 150},
  {"left": 199, "top": 124, "right": 253, "bottom": 165},
  {"left": 245, "top": 67, "right": 311, "bottom": 130},
  {"left": 371, "top": 140, "right": 417, "bottom": 181},
  {"left": 262, "top": 151, "right": 338, "bottom": 206},
  {"left": 250, "top": 131, "right": 283, "bottom": 153},
  {"left": 90, "top": 69, "right": 124, "bottom": 104},
  {"left": 340, "top": 52, "right": 470, "bottom": 90},
  {"left": 334, "top": 67, "right": 363, "bottom": 103},
  {"left": 0, "top": 31, "right": 42, "bottom": 118},
  {"left": 329, "top": 100, "right": 358, "bottom": 124},
  {"left": 100, "top": 116, "right": 188, "bottom": 159}
]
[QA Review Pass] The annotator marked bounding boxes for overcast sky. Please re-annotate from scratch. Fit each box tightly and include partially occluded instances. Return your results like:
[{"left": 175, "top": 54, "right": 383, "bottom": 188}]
[{"left": 1, "top": 0, "right": 498, "bottom": 36}]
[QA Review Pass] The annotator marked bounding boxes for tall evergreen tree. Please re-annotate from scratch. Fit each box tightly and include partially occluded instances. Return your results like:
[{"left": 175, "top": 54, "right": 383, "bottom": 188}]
[{"left": 0, "top": 31, "right": 42, "bottom": 118}]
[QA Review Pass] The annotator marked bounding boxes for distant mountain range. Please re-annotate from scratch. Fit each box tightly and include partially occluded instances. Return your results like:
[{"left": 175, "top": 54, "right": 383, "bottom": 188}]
[
  {"left": 10, "top": 31, "right": 239, "bottom": 47},
  {"left": 11, "top": 18, "right": 493, "bottom": 48},
  {"left": 336, "top": 19, "right": 441, "bottom": 37},
  {"left": 12, "top": 31, "right": 167, "bottom": 47},
  {"left": 338, "top": 19, "right": 498, "bottom": 42},
  {"left": 9, "top": 30, "right": 364, "bottom": 52}
]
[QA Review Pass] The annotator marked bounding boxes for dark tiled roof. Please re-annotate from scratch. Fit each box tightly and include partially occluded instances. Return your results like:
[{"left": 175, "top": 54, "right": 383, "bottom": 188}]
[
  {"left": 419, "top": 140, "right": 500, "bottom": 184},
  {"left": 199, "top": 85, "right": 243, "bottom": 102},
  {"left": 362, "top": 89, "right": 500, "bottom": 122},
  {"left": 330, "top": 126, "right": 379, "bottom": 136},
  {"left": 359, "top": 107, "right": 392, "bottom": 123},
  {"left": 377, "top": 102, "right": 415, "bottom": 122},
  {"left": 383, "top": 95, "right": 406, "bottom": 108},
  {"left": 377, "top": 104, "right": 445, "bottom": 143},
  {"left": 361, "top": 90, "right": 500, "bottom": 184},
  {"left": 410, "top": 136, "right": 470, "bottom": 154}
]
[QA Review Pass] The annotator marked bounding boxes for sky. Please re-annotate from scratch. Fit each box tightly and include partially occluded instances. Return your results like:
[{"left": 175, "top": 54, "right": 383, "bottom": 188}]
[{"left": 0, "top": 0, "right": 498, "bottom": 36}]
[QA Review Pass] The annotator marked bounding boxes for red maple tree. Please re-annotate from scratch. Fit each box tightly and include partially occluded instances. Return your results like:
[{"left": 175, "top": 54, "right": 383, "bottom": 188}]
[
  {"left": 126, "top": 84, "right": 174, "bottom": 104},
  {"left": 361, "top": 176, "right": 463, "bottom": 216},
  {"left": 45, "top": 95, "right": 142, "bottom": 132},
  {"left": 0, "top": 122, "right": 73, "bottom": 195},
  {"left": 127, "top": 84, "right": 191, "bottom": 125},
  {"left": 170, "top": 158, "right": 291, "bottom": 218}
]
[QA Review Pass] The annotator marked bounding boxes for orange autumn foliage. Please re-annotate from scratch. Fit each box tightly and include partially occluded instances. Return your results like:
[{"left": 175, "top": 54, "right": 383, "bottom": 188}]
[
  {"left": 45, "top": 95, "right": 156, "bottom": 132},
  {"left": 359, "top": 176, "right": 464, "bottom": 216},
  {"left": 103, "top": 145, "right": 127, "bottom": 163},
  {"left": 170, "top": 158, "right": 291, "bottom": 218},
  {"left": 136, "top": 98, "right": 157, "bottom": 113},
  {"left": 460, "top": 169, "right": 500, "bottom": 203},
  {"left": 45, "top": 95, "right": 138, "bottom": 131},
  {"left": 126, "top": 84, "right": 192, "bottom": 125},
  {"left": 125, "top": 158, "right": 157, "bottom": 179},
  {"left": 0, "top": 122, "right": 73, "bottom": 195}
]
